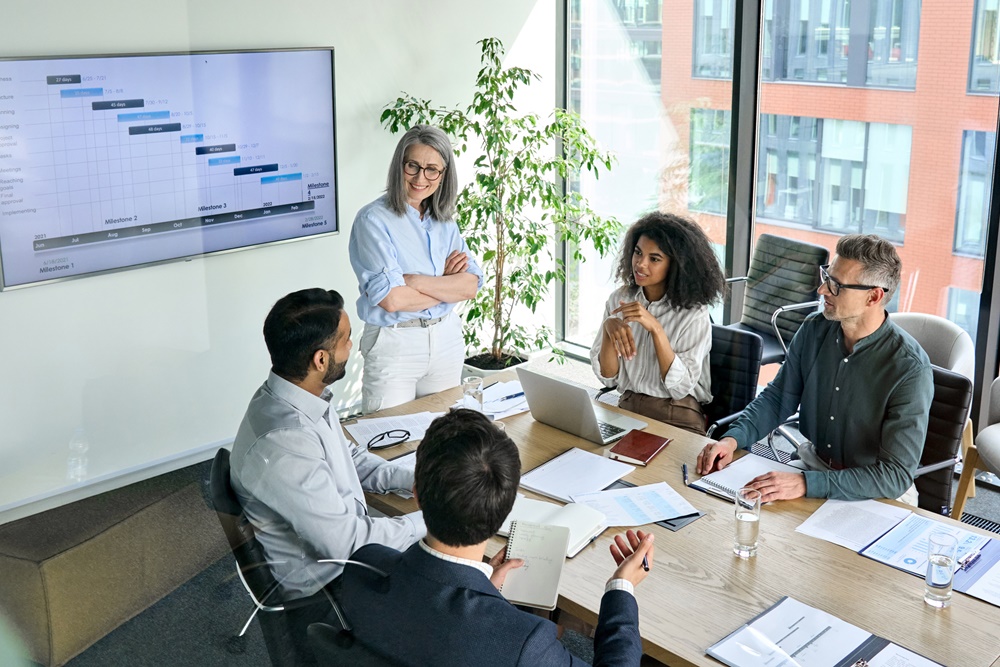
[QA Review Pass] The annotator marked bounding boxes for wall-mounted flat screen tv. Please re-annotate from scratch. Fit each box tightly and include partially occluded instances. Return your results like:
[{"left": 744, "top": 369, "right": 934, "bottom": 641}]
[{"left": 0, "top": 48, "right": 338, "bottom": 289}]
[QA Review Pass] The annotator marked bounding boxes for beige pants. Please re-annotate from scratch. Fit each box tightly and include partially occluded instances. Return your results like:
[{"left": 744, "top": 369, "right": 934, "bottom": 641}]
[{"left": 618, "top": 391, "right": 706, "bottom": 436}]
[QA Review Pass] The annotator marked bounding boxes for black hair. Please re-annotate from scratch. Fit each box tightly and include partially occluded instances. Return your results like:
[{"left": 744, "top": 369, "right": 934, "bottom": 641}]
[
  {"left": 614, "top": 211, "right": 725, "bottom": 309},
  {"left": 415, "top": 409, "right": 521, "bottom": 547},
  {"left": 262, "top": 288, "right": 345, "bottom": 382}
]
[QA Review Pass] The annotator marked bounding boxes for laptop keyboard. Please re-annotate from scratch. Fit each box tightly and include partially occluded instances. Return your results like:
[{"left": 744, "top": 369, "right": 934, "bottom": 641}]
[{"left": 598, "top": 422, "right": 626, "bottom": 440}]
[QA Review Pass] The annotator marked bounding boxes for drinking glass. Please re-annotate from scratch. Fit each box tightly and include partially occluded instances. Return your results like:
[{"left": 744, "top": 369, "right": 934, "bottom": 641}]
[
  {"left": 734, "top": 487, "right": 761, "bottom": 558},
  {"left": 924, "top": 531, "right": 958, "bottom": 608},
  {"left": 462, "top": 377, "right": 484, "bottom": 412}
]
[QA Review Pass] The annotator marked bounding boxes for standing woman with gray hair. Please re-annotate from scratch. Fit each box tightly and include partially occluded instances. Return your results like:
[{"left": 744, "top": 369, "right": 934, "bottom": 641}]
[{"left": 350, "top": 125, "right": 483, "bottom": 413}]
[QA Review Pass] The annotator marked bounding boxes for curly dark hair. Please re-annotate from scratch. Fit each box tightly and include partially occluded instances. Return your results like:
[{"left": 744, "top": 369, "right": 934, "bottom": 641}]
[{"left": 614, "top": 212, "right": 725, "bottom": 309}]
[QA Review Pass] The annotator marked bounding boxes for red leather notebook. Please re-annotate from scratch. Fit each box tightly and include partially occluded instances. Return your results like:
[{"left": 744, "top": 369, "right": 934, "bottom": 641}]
[{"left": 608, "top": 430, "right": 671, "bottom": 466}]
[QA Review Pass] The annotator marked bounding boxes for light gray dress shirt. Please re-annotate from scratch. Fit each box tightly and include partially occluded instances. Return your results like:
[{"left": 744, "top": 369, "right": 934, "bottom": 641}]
[
  {"left": 590, "top": 286, "right": 713, "bottom": 404},
  {"left": 230, "top": 371, "right": 425, "bottom": 598}
]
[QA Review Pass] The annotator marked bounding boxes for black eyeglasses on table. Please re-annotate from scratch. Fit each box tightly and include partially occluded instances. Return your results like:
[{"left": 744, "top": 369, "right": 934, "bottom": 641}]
[
  {"left": 819, "top": 264, "right": 885, "bottom": 296},
  {"left": 367, "top": 429, "right": 410, "bottom": 450}
]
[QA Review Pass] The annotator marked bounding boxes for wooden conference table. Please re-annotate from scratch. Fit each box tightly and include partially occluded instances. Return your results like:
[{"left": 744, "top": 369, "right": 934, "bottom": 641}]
[{"left": 354, "top": 373, "right": 1000, "bottom": 667}]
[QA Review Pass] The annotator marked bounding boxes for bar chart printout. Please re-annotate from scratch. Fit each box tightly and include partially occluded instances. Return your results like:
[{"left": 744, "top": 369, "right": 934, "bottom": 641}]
[{"left": 0, "top": 49, "right": 338, "bottom": 288}]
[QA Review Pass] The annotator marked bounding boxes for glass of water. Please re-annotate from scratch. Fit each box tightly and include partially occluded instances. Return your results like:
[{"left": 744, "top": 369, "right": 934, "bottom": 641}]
[
  {"left": 734, "top": 487, "right": 761, "bottom": 558},
  {"left": 462, "top": 376, "right": 484, "bottom": 412},
  {"left": 925, "top": 531, "right": 959, "bottom": 608}
]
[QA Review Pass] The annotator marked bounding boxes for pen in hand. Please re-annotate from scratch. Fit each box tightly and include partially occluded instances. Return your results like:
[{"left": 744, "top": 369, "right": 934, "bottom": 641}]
[
  {"left": 641, "top": 554, "right": 649, "bottom": 572},
  {"left": 682, "top": 463, "right": 689, "bottom": 486}
]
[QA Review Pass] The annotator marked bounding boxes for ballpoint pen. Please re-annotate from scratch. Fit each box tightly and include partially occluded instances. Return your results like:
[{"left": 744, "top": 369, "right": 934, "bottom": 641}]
[
  {"left": 682, "top": 463, "right": 689, "bottom": 486},
  {"left": 486, "top": 391, "right": 525, "bottom": 403},
  {"left": 641, "top": 554, "right": 649, "bottom": 572}
]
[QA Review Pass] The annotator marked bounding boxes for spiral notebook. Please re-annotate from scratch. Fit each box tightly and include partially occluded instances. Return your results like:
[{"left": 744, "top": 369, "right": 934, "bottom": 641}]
[
  {"left": 690, "top": 453, "right": 803, "bottom": 501},
  {"left": 498, "top": 521, "right": 570, "bottom": 610}
]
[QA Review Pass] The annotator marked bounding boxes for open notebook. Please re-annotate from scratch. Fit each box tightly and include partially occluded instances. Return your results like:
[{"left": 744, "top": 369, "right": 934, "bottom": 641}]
[
  {"left": 498, "top": 497, "right": 606, "bottom": 558},
  {"left": 499, "top": 521, "right": 570, "bottom": 611},
  {"left": 690, "top": 453, "right": 804, "bottom": 501}
]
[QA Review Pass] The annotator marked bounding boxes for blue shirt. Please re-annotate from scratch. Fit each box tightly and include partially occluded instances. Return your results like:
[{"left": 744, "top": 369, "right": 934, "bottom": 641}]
[
  {"left": 726, "top": 312, "right": 933, "bottom": 500},
  {"left": 349, "top": 195, "right": 483, "bottom": 327}
]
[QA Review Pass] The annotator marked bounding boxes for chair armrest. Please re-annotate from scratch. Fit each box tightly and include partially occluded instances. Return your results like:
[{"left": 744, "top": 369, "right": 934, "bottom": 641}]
[
  {"left": 706, "top": 410, "right": 744, "bottom": 439},
  {"left": 914, "top": 458, "right": 959, "bottom": 477},
  {"left": 725, "top": 276, "right": 748, "bottom": 284},
  {"left": 770, "top": 301, "right": 821, "bottom": 354}
]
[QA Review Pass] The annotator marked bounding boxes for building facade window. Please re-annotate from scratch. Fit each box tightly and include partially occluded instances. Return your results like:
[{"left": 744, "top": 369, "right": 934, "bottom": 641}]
[
  {"left": 755, "top": 114, "right": 911, "bottom": 242},
  {"left": 948, "top": 287, "right": 981, "bottom": 342},
  {"left": 955, "top": 130, "right": 996, "bottom": 256},
  {"left": 970, "top": 0, "right": 1000, "bottom": 93},
  {"left": 761, "top": 0, "right": 921, "bottom": 89},
  {"left": 693, "top": 0, "right": 734, "bottom": 79},
  {"left": 690, "top": 108, "right": 731, "bottom": 214}
]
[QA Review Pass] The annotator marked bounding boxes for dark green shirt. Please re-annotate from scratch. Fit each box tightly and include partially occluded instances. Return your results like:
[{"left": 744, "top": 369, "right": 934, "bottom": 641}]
[{"left": 727, "top": 312, "right": 934, "bottom": 500}]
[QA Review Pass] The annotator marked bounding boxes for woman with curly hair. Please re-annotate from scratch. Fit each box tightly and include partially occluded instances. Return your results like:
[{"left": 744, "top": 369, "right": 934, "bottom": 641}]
[{"left": 590, "top": 212, "right": 725, "bottom": 434}]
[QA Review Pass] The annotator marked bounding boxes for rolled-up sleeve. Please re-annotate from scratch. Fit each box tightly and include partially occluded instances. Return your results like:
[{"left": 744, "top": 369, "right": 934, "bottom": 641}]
[
  {"left": 349, "top": 208, "right": 406, "bottom": 307},
  {"left": 660, "top": 310, "right": 711, "bottom": 400}
]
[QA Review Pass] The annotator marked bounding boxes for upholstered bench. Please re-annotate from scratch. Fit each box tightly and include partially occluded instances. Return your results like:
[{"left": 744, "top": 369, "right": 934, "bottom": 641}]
[{"left": 0, "top": 464, "right": 228, "bottom": 666}]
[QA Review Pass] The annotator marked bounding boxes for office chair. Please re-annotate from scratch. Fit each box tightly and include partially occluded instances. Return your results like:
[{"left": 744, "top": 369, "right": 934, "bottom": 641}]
[
  {"left": 727, "top": 233, "right": 829, "bottom": 365},
  {"left": 953, "top": 377, "right": 1000, "bottom": 519},
  {"left": 913, "top": 365, "right": 973, "bottom": 515},
  {"left": 308, "top": 622, "right": 398, "bottom": 667},
  {"left": 704, "top": 325, "right": 763, "bottom": 438},
  {"left": 209, "top": 448, "right": 332, "bottom": 667},
  {"left": 890, "top": 311, "right": 976, "bottom": 463},
  {"left": 764, "top": 366, "right": 970, "bottom": 515}
]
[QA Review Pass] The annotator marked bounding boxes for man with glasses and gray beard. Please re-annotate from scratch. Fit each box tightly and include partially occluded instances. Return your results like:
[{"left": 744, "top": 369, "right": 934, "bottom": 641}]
[{"left": 697, "top": 234, "right": 933, "bottom": 504}]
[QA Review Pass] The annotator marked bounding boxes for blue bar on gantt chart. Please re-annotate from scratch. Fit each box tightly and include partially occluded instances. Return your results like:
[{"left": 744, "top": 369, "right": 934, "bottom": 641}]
[
  {"left": 208, "top": 156, "right": 241, "bottom": 166},
  {"left": 260, "top": 173, "right": 302, "bottom": 184},
  {"left": 60, "top": 88, "right": 104, "bottom": 98},
  {"left": 117, "top": 110, "right": 171, "bottom": 122}
]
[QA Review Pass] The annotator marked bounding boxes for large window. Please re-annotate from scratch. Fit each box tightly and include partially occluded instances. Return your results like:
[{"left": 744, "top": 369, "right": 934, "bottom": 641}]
[{"left": 564, "top": 0, "right": 995, "bottom": 385}]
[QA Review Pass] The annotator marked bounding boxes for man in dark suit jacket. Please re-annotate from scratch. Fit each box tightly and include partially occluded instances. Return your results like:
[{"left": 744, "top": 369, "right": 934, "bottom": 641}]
[{"left": 337, "top": 408, "right": 654, "bottom": 666}]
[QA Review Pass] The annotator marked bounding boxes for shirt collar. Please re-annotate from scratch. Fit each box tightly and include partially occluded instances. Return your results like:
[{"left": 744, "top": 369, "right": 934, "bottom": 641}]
[
  {"left": 842, "top": 311, "right": 892, "bottom": 354},
  {"left": 418, "top": 539, "right": 494, "bottom": 579},
  {"left": 265, "top": 370, "right": 331, "bottom": 423}
]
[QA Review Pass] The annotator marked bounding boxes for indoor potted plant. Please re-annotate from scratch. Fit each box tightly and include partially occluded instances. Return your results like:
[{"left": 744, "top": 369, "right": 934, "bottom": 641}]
[{"left": 380, "top": 38, "right": 620, "bottom": 372}]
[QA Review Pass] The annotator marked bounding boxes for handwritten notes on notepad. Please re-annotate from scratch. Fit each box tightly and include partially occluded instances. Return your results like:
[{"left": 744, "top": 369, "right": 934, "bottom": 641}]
[{"left": 499, "top": 521, "right": 570, "bottom": 610}]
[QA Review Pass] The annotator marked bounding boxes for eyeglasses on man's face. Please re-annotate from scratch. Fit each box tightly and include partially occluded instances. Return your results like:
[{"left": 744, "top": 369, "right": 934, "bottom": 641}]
[
  {"left": 403, "top": 161, "right": 444, "bottom": 181},
  {"left": 819, "top": 264, "right": 884, "bottom": 297}
]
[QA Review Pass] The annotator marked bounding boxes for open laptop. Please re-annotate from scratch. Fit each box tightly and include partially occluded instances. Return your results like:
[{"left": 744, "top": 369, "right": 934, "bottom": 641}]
[{"left": 516, "top": 367, "right": 647, "bottom": 445}]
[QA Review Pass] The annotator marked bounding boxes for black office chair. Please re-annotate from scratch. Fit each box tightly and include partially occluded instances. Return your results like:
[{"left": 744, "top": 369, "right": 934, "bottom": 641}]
[
  {"left": 913, "top": 365, "right": 973, "bottom": 515},
  {"left": 209, "top": 448, "right": 332, "bottom": 667},
  {"left": 704, "top": 325, "right": 763, "bottom": 438},
  {"left": 308, "top": 622, "right": 398, "bottom": 667},
  {"left": 727, "top": 233, "right": 829, "bottom": 365}
]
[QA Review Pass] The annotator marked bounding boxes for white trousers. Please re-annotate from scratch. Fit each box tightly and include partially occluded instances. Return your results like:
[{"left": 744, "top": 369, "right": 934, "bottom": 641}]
[{"left": 359, "top": 312, "right": 465, "bottom": 414}]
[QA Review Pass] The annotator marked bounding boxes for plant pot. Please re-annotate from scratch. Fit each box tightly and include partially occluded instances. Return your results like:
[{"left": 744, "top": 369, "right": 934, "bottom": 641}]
[{"left": 462, "top": 352, "right": 530, "bottom": 379}]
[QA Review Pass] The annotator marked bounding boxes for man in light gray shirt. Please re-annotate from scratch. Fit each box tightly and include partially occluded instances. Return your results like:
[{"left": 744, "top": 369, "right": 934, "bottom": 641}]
[{"left": 230, "top": 288, "right": 424, "bottom": 607}]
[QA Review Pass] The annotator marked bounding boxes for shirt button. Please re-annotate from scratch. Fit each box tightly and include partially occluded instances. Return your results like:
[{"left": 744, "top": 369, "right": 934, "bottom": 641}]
[
  {"left": 835, "top": 387, "right": 840, "bottom": 391},
  {"left": 830, "top": 416, "right": 835, "bottom": 420},
  {"left": 827, "top": 444, "right": 832, "bottom": 448},
  {"left": 843, "top": 359, "right": 849, "bottom": 363}
]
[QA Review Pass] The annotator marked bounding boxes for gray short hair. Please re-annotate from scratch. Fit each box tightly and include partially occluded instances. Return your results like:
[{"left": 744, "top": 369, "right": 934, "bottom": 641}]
[
  {"left": 835, "top": 234, "right": 901, "bottom": 304},
  {"left": 385, "top": 125, "right": 457, "bottom": 220}
]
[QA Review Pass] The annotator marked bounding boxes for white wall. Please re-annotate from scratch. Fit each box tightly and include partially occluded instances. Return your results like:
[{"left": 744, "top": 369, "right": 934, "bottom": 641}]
[{"left": 0, "top": 0, "right": 555, "bottom": 521}]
